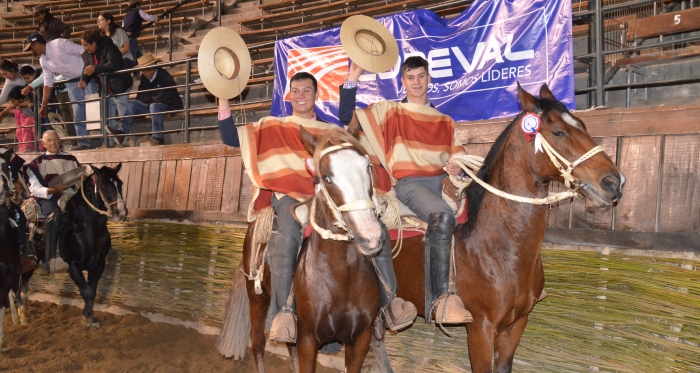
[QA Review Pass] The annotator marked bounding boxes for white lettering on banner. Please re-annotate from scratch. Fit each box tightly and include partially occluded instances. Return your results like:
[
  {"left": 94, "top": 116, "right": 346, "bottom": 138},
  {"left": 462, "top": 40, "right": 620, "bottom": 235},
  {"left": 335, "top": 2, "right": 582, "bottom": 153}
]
[{"left": 359, "top": 33, "right": 536, "bottom": 82}]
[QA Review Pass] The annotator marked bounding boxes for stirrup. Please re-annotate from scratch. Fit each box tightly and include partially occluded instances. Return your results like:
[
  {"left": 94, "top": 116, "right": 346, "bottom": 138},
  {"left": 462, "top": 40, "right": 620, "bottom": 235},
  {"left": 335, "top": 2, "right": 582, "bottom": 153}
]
[
  {"left": 269, "top": 310, "right": 297, "bottom": 344},
  {"left": 431, "top": 294, "right": 473, "bottom": 325},
  {"left": 383, "top": 297, "right": 417, "bottom": 332}
]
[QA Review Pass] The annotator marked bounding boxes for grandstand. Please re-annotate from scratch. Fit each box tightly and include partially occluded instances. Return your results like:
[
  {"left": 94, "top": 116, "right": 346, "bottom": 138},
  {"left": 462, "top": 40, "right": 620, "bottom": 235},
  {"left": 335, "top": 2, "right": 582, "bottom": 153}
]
[{"left": 0, "top": 0, "right": 698, "bottom": 146}]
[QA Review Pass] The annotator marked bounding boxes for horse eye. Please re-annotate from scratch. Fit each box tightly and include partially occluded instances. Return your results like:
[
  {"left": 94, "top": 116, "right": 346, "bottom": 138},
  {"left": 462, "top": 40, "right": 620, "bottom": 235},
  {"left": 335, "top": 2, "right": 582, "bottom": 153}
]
[
  {"left": 323, "top": 176, "right": 332, "bottom": 184},
  {"left": 552, "top": 131, "right": 566, "bottom": 137}
]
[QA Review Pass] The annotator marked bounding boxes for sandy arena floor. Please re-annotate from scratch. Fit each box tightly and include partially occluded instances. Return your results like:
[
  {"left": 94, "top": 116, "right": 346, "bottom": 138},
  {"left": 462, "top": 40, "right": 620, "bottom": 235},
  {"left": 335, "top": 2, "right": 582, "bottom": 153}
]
[{"left": 0, "top": 301, "right": 338, "bottom": 373}]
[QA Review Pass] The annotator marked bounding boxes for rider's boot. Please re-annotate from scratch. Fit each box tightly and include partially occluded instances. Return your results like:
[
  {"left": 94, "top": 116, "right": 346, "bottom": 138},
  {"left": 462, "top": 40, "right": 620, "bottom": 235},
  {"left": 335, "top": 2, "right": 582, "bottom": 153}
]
[
  {"left": 10, "top": 204, "right": 37, "bottom": 274},
  {"left": 426, "top": 212, "right": 473, "bottom": 325},
  {"left": 375, "top": 224, "right": 417, "bottom": 332},
  {"left": 267, "top": 233, "right": 299, "bottom": 343},
  {"left": 43, "top": 212, "right": 68, "bottom": 275}
]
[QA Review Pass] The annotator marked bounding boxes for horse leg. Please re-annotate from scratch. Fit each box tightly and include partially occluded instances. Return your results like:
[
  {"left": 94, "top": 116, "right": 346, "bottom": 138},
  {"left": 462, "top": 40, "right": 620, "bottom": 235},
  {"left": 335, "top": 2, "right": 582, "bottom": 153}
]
[
  {"left": 248, "top": 283, "right": 271, "bottom": 373},
  {"left": 19, "top": 272, "right": 31, "bottom": 324},
  {"left": 287, "top": 343, "right": 300, "bottom": 373},
  {"left": 0, "top": 306, "right": 6, "bottom": 352},
  {"left": 344, "top": 328, "right": 373, "bottom": 373},
  {"left": 296, "top": 332, "right": 320, "bottom": 373},
  {"left": 66, "top": 264, "right": 95, "bottom": 327},
  {"left": 84, "top": 260, "right": 106, "bottom": 328},
  {"left": 371, "top": 314, "right": 394, "bottom": 373},
  {"left": 467, "top": 321, "right": 497, "bottom": 373},
  {"left": 493, "top": 315, "right": 528, "bottom": 373}
]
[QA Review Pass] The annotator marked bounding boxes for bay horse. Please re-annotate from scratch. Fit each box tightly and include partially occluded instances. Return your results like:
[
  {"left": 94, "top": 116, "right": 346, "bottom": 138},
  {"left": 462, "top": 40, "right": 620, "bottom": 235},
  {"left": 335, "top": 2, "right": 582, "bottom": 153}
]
[
  {"left": 216, "top": 128, "right": 393, "bottom": 373},
  {"left": 392, "top": 84, "right": 625, "bottom": 372},
  {"left": 61, "top": 164, "right": 127, "bottom": 328}
]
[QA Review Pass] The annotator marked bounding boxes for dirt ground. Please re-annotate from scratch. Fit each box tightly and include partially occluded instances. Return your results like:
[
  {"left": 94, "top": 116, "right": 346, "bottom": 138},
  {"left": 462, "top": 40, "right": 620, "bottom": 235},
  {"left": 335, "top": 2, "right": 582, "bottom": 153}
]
[{"left": 0, "top": 301, "right": 339, "bottom": 373}]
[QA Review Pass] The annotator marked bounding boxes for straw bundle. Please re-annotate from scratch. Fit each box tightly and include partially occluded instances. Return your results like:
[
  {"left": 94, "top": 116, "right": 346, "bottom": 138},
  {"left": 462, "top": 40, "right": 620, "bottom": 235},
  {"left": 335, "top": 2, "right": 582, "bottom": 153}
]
[{"left": 29, "top": 222, "right": 700, "bottom": 372}]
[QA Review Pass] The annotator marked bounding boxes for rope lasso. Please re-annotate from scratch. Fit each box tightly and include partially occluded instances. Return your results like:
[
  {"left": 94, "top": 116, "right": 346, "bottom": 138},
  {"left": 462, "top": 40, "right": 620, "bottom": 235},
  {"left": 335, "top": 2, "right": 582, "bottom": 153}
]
[{"left": 78, "top": 174, "right": 114, "bottom": 217}]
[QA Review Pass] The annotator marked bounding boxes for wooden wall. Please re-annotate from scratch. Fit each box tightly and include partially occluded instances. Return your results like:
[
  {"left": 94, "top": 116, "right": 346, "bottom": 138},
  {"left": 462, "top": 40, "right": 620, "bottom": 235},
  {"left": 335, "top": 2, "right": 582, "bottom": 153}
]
[{"left": 21, "top": 102, "right": 700, "bottom": 236}]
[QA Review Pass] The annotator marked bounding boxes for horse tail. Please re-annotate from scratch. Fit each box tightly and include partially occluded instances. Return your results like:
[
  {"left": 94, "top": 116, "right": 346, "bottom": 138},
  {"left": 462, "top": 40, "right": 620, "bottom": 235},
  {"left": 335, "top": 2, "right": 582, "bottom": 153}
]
[{"left": 215, "top": 264, "right": 250, "bottom": 360}]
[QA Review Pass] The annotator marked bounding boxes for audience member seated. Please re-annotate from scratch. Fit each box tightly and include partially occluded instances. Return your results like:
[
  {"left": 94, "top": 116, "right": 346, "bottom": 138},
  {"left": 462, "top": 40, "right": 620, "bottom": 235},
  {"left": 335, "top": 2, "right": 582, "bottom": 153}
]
[
  {"left": 24, "top": 33, "right": 91, "bottom": 150},
  {"left": 99, "top": 12, "right": 135, "bottom": 69},
  {"left": 116, "top": 54, "right": 183, "bottom": 146},
  {"left": 78, "top": 29, "right": 133, "bottom": 148},
  {"left": 34, "top": 5, "right": 71, "bottom": 42},
  {"left": 7, "top": 86, "right": 36, "bottom": 152}
]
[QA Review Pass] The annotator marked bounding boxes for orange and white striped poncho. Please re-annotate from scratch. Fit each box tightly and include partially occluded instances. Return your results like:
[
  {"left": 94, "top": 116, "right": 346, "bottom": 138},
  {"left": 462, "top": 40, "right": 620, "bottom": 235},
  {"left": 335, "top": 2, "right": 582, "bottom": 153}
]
[
  {"left": 238, "top": 115, "right": 339, "bottom": 220},
  {"left": 353, "top": 101, "right": 466, "bottom": 184}
]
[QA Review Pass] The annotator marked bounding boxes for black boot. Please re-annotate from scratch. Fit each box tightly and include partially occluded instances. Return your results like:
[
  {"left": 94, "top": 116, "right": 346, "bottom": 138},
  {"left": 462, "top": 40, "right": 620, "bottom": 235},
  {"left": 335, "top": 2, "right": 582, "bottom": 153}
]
[
  {"left": 43, "top": 211, "right": 67, "bottom": 274},
  {"left": 374, "top": 223, "right": 416, "bottom": 331},
  {"left": 9, "top": 204, "right": 30, "bottom": 257},
  {"left": 425, "top": 212, "right": 472, "bottom": 324},
  {"left": 267, "top": 233, "right": 299, "bottom": 343}
]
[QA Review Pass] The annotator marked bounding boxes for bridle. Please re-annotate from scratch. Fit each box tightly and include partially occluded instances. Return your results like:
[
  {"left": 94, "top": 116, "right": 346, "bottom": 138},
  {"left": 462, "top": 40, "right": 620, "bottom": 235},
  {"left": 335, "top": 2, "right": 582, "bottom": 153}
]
[
  {"left": 450, "top": 113, "right": 605, "bottom": 205},
  {"left": 79, "top": 173, "right": 122, "bottom": 218},
  {"left": 308, "top": 142, "right": 380, "bottom": 244}
]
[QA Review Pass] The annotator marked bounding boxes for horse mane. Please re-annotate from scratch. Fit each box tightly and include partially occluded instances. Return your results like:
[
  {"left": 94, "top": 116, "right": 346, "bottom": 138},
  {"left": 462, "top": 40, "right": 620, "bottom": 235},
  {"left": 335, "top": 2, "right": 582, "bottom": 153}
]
[
  {"left": 312, "top": 128, "right": 368, "bottom": 170},
  {"left": 459, "top": 117, "right": 519, "bottom": 240}
]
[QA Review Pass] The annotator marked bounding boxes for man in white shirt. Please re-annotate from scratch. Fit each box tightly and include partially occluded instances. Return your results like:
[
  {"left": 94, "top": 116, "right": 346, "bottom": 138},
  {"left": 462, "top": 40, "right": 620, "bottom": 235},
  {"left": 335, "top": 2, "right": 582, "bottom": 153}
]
[
  {"left": 25, "top": 131, "right": 77, "bottom": 273},
  {"left": 24, "top": 33, "right": 91, "bottom": 150}
]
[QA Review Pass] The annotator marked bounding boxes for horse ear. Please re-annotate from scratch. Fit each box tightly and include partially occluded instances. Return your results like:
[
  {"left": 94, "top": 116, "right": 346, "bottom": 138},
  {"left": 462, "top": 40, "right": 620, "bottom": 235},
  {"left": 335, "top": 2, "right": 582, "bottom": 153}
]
[
  {"left": 347, "top": 121, "right": 361, "bottom": 140},
  {"left": 539, "top": 83, "right": 556, "bottom": 100},
  {"left": 114, "top": 163, "right": 122, "bottom": 173},
  {"left": 517, "top": 82, "right": 540, "bottom": 113},
  {"left": 84, "top": 164, "right": 94, "bottom": 176},
  {"left": 300, "top": 126, "right": 317, "bottom": 156}
]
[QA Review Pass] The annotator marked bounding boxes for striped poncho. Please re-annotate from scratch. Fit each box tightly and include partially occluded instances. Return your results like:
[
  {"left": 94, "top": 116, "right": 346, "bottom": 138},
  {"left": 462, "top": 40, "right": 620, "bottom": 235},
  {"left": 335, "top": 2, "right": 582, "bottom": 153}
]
[
  {"left": 353, "top": 101, "right": 466, "bottom": 184},
  {"left": 237, "top": 115, "right": 338, "bottom": 220}
]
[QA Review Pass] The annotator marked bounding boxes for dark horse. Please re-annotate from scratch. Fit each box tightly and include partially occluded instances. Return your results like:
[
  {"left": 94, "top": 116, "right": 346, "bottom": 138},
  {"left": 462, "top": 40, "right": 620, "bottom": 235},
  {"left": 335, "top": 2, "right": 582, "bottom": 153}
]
[
  {"left": 61, "top": 164, "right": 127, "bottom": 328},
  {"left": 392, "top": 84, "right": 625, "bottom": 372},
  {"left": 216, "top": 129, "right": 392, "bottom": 373},
  {"left": 0, "top": 165, "right": 20, "bottom": 352}
]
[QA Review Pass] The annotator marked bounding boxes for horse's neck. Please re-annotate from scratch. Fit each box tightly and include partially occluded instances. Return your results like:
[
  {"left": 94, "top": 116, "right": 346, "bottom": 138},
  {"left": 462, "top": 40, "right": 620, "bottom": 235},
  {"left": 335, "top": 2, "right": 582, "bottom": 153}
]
[{"left": 475, "top": 135, "right": 550, "bottom": 254}]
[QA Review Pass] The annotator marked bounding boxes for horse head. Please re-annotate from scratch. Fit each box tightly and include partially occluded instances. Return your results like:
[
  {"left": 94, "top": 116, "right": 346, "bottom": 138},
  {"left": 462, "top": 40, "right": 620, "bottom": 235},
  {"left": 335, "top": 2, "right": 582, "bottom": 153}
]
[
  {"left": 301, "top": 127, "right": 384, "bottom": 256},
  {"left": 0, "top": 150, "right": 11, "bottom": 207},
  {"left": 91, "top": 164, "right": 128, "bottom": 222},
  {"left": 516, "top": 83, "right": 625, "bottom": 207}
]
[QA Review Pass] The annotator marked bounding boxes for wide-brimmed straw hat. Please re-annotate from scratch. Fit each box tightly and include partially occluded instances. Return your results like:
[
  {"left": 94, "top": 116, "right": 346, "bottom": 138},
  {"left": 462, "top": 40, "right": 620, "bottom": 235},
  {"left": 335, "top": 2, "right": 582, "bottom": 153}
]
[
  {"left": 340, "top": 15, "right": 399, "bottom": 73},
  {"left": 136, "top": 53, "right": 162, "bottom": 67},
  {"left": 48, "top": 166, "right": 87, "bottom": 188},
  {"left": 197, "top": 27, "right": 251, "bottom": 100},
  {"left": 33, "top": 5, "right": 47, "bottom": 13}
]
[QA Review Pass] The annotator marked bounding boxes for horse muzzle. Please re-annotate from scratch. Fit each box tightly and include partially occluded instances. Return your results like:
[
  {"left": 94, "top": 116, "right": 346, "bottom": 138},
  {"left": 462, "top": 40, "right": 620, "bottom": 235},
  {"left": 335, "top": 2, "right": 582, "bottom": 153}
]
[{"left": 579, "top": 172, "right": 625, "bottom": 208}]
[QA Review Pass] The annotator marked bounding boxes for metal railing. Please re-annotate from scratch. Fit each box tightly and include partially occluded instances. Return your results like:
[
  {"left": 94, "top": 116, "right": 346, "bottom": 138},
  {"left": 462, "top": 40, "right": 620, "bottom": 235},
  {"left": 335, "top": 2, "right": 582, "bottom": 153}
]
[{"left": 573, "top": 0, "right": 700, "bottom": 108}]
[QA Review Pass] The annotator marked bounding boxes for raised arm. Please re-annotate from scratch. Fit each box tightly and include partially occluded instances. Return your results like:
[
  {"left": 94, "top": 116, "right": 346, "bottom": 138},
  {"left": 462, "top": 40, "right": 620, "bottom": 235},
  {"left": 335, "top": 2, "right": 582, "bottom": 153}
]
[
  {"left": 338, "top": 62, "right": 365, "bottom": 127},
  {"left": 217, "top": 98, "right": 240, "bottom": 147}
]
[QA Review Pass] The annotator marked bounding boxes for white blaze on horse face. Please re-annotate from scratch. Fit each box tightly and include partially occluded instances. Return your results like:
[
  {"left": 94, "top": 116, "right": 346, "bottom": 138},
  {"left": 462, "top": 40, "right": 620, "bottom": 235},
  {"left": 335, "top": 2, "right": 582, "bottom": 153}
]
[
  {"left": 561, "top": 113, "right": 582, "bottom": 130},
  {"left": 327, "top": 149, "right": 382, "bottom": 250}
]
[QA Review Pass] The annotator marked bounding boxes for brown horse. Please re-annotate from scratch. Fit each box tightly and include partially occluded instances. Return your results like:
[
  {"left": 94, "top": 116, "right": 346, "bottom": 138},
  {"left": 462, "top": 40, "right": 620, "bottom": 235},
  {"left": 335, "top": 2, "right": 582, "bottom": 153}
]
[
  {"left": 217, "top": 128, "right": 392, "bottom": 373},
  {"left": 392, "top": 84, "right": 625, "bottom": 373}
]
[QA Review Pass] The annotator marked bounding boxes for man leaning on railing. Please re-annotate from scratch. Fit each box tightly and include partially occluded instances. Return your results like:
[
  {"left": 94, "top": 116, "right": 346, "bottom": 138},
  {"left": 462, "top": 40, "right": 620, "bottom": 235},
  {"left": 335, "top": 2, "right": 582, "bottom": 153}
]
[{"left": 23, "top": 33, "right": 92, "bottom": 150}]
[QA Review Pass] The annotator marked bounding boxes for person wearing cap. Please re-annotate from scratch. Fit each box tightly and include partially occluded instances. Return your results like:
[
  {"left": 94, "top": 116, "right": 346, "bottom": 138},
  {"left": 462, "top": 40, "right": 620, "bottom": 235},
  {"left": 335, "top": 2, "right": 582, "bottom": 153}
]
[
  {"left": 78, "top": 29, "right": 133, "bottom": 148},
  {"left": 339, "top": 57, "right": 473, "bottom": 326},
  {"left": 215, "top": 71, "right": 417, "bottom": 344},
  {"left": 24, "top": 130, "right": 78, "bottom": 274},
  {"left": 117, "top": 53, "right": 182, "bottom": 146},
  {"left": 122, "top": 0, "right": 159, "bottom": 61},
  {"left": 33, "top": 5, "right": 71, "bottom": 42},
  {"left": 24, "top": 33, "right": 91, "bottom": 150}
]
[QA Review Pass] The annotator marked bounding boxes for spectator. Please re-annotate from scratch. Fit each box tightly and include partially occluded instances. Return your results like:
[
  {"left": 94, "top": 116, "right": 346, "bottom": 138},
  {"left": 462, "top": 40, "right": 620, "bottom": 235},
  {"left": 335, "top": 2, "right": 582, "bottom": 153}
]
[
  {"left": 118, "top": 53, "right": 182, "bottom": 146},
  {"left": 20, "top": 65, "right": 76, "bottom": 143},
  {"left": 33, "top": 5, "right": 71, "bottom": 42},
  {"left": 122, "top": 0, "right": 158, "bottom": 61},
  {"left": 7, "top": 86, "right": 36, "bottom": 152},
  {"left": 0, "top": 59, "right": 27, "bottom": 123},
  {"left": 98, "top": 12, "right": 135, "bottom": 69},
  {"left": 78, "top": 29, "right": 133, "bottom": 148},
  {"left": 24, "top": 33, "right": 91, "bottom": 150}
]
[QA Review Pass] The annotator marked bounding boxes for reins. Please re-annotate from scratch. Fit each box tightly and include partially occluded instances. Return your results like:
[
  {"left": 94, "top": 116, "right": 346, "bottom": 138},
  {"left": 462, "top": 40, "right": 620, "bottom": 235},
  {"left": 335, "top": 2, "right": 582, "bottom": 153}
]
[
  {"left": 308, "top": 142, "right": 380, "bottom": 246},
  {"left": 448, "top": 132, "right": 604, "bottom": 205},
  {"left": 78, "top": 174, "right": 120, "bottom": 218}
]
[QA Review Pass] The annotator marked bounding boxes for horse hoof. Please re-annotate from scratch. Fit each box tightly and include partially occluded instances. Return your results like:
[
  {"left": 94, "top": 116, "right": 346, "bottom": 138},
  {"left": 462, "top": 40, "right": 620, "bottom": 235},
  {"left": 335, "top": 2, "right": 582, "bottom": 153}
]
[{"left": 19, "top": 308, "right": 28, "bottom": 325}]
